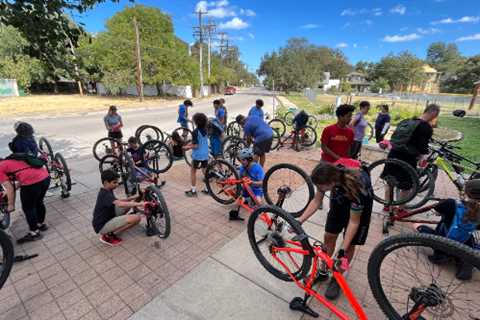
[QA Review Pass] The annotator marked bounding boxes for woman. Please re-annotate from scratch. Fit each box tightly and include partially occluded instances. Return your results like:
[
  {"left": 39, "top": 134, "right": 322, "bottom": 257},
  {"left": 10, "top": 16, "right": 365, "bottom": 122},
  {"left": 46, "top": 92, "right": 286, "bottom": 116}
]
[
  {"left": 0, "top": 157, "right": 51, "bottom": 243},
  {"left": 298, "top": 160, "right": 373, "bottom": 300},
  {"left": 104, "top": 105, "right": 123, "bottom": 141},
  {"left": 349, "top": 101, "right": 370, "bottom": 159},
  {"left": 9, "top": 122, "right": 39, "bottom": 156}
]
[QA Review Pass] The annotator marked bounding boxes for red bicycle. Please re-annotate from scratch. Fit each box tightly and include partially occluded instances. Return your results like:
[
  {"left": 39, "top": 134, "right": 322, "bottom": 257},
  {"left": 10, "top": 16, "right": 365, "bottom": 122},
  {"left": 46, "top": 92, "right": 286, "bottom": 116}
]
[
  {"left": 271, "top": 125, "right": 317, "bottom": 152},
  {"left": 247, "top": 205, "right": 480, "bottom": 319}
]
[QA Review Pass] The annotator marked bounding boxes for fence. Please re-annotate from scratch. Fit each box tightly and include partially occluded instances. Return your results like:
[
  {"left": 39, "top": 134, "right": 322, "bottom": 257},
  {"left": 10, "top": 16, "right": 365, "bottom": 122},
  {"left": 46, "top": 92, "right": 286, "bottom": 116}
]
[{"left": 0, "top": 79, "right": 19, "bottom": 97}]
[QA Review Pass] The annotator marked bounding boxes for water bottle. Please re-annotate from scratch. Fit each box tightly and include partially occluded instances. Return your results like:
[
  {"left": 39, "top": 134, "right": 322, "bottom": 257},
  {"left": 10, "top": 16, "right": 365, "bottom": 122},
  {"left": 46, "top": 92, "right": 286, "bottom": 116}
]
[{"left": 362, "top": 136, "right": 369, "bottom": 145}]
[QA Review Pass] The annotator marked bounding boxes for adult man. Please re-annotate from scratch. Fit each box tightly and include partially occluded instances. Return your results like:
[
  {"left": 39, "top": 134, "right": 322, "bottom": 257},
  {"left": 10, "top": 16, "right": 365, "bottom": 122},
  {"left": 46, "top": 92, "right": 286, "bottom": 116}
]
[
  {"left": 248, "top": 99, "right": 265, "bottom": 120},
  {"left": 321, "top": 104, "right": 355, "bottom": 163},
  {"left": 236, "top": 114, "right": 273, "bottom": 167}
]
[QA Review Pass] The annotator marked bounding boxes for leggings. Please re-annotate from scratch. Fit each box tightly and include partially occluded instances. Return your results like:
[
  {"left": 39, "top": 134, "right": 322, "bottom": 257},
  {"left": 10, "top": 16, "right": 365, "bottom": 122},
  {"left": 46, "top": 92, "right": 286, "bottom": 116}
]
[{"left": 20, "top": 177, "right": 51, "bottom": 231}]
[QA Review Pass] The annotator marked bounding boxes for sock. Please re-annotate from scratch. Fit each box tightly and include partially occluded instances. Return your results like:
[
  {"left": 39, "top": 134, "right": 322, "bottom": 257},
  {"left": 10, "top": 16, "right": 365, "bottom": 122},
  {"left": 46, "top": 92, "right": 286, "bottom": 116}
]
[{"left": 191, "top": 186, "right": 196, "bottom": 192}]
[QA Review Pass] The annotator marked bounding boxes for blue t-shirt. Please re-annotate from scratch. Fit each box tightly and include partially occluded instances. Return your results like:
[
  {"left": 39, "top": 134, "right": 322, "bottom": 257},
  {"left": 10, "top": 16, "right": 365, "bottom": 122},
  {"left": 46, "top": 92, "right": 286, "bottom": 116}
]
[
  {"left": 192, "top": 128, "right": 209, "bottom": 161},
  {"left": 244, "top": 116, "right": 273, "bottom": 143},
  {"left": 216, "top": 107, "right": 226, "bottom": 123},
  {"left": 239, "top": 162, "right": 264, "bottom": 197},
  {"left": 248, "top": 106, "right": 264, "bottom": 119},
  {"left": 177, "top": 104, "right": 187, "bottom": 123}
]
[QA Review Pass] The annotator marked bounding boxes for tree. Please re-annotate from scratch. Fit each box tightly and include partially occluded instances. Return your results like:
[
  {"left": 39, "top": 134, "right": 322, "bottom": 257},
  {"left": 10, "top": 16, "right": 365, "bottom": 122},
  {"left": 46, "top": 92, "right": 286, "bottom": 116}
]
[
  {"left": 426, "top": 42, "right": 464, "bottom": 74},
  {"left": 373, "top": 51, "right": 426, "bottom": 91},
  {"left": 370, "top": 77, "right": 390, "bottom": 93},
  {"left": 442, "top": 55, "right": 480, "bottom": 93}
]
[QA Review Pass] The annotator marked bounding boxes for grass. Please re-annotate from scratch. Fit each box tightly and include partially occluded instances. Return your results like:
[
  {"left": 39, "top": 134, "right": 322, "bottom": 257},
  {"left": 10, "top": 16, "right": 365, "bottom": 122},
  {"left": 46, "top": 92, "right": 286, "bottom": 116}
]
[
  {"left": 0, "top": 94, "right": 182, "bottom": 118},
  {"left": 437, "top": 116, "right": 480, "bottom": 163}
]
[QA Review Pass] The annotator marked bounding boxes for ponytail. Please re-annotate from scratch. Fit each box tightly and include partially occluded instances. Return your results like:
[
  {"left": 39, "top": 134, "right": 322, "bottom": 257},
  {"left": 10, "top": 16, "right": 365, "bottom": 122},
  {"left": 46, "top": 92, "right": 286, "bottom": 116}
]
[{"left": 339, "top": 167, "right": 362, "bottom": 202}]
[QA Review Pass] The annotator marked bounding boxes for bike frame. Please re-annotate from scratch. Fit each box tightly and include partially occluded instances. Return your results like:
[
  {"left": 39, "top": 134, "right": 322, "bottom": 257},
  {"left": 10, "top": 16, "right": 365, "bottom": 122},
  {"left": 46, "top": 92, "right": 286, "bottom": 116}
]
[
  {"left": 388, "top": 203, "right": 440, "bottom": 224},
  {"left": 217, "top": 177, "right": 262, "bottom": 213},
  {"left": 270, "top": 239, "right": 368, "bottom": 320},
  {"left": 276, "top": 129, "right": 306, "bottom": 150}
]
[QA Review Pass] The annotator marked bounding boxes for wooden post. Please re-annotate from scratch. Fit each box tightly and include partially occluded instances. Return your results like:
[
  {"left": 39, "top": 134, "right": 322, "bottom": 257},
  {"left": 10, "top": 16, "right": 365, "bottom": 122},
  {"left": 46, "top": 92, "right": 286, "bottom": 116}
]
[
  {"left": 469, "top": 83, "right": 480, "bottom": 110},
  {"left": 133, "top": 17, "right": 144, "bottom": 102}
]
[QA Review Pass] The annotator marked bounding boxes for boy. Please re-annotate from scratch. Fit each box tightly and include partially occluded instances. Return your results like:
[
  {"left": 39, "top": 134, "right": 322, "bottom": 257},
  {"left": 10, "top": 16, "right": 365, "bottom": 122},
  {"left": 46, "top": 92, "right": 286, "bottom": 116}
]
[
  {"left": 208, "top": 117, "right": 224, "bottom": 159},
  {"left": 92, "top": 169, "right": 143, "bottom": 246},
  {"left": 248, "top": 99, "right": 265, "bottom": 120},
  {"left": 183, "top": 113, "right": 209, "bottom": 197},
  {"left": 235, "top": 114, "right": 273, "bottom": 167},
  {"left": 238, "top": 148, "right": 264, "bottom": 205},
  {"left": 177, "top": 99, "right": 193, "bottom": 130},
  {"left": 126, "top": 137, "right": 165, "bottom": 187}
]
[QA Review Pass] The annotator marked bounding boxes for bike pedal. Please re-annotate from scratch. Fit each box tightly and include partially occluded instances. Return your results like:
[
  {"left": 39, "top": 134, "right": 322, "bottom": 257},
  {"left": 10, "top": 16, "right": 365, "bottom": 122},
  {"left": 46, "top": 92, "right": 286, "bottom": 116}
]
[{"left": 289, "top": 297, "right": 319, "bottom": 318}]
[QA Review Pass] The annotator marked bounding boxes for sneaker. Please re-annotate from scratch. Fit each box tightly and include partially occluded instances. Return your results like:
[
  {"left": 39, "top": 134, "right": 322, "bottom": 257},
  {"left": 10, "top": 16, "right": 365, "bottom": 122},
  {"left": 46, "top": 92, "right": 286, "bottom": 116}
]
[
  {"left": 185, "top": 190, "right": 198, "bottom": 197},
  {"left": 456, "top": 262, "right": 473, "bottom": 281},
  {"left": 38, "top": 223, "right": 49, "bottom": 232},
  {"left": 99, "top": 234, "right": 122, "bottom": 246},
  {"left": 110, "top": 233, "right": 123, "bottom": 243},
  {"left": 201, "top": 188, "right": 209, "bottom": 195},
  {"left": 17, "top": 231, "right": 42, "bottom": 244},
  {"left": 325, "top": 278, "right": 341, "bottom": 300}
]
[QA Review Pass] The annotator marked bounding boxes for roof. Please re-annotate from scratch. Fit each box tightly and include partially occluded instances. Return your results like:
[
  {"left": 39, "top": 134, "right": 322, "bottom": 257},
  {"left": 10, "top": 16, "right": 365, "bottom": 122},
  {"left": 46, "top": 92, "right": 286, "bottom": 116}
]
[
  {"left": 422, "top": 65, "right": 438, "bottom": 73},
  {"left": 347, "top": 71, "right": 367, "bottom": 77}
]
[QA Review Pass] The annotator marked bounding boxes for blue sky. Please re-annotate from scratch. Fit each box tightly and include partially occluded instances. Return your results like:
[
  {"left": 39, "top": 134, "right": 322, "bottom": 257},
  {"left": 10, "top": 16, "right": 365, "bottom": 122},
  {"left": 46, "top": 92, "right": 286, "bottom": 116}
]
[{"left": 76, "top": 0, "right": 480, "bottom": 73}]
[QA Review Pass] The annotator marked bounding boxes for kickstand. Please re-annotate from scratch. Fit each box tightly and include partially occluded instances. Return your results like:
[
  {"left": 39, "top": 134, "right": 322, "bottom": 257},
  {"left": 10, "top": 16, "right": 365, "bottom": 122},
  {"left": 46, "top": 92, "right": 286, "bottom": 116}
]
[
  {"left": 228, "top": 206, "right": 244, "bottom": 221},
  {"left": 289, "top": 293, "right": 319, "bottom": 318},
  {"left": 14, "top": 254, "right": 39, "bottom": 263}
]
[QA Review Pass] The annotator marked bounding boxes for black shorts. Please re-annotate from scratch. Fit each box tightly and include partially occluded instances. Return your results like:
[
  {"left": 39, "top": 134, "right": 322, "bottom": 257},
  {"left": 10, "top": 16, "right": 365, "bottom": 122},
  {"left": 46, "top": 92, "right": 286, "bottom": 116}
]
[
  {"left": 325, "top": 190, "right": 373, "bottom": 246},
  {"left": 350, "top": 141, "right": 362, "bottom": 159},
  {"left": 381, "top": 149, "right": 417, "bottom": 190},
  {"left": 108, "top": 131, "right": 123, "bottom": 140},
  {"left": 192, "top": 160, "right": 208, "bottom": 169},
  {"left": 253, "top": 137, "right": 273, "bottom": 156}
]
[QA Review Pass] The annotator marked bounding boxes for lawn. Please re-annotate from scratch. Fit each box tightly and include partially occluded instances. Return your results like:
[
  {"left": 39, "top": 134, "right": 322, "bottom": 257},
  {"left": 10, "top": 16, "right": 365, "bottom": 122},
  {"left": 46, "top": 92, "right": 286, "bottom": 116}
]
[
  {"left": 0, "top": 94, "right": 182, "bottom": 118},
  {"left": 437, "top": 116, "right": 480, "bottom": 163}
]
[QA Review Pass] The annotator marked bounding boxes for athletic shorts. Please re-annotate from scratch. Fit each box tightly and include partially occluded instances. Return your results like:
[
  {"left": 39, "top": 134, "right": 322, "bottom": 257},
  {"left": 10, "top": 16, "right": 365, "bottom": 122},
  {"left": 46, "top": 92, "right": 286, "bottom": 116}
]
[
  {"left": 99, "top": 215, "right": 129, "bottom": 235},
  {"left": 108, "top": 131, "right": 123, "bottom": 140},
  {"left": 179, "top": 121, "right": 189, "bottom": 129},
  {"left": 253, "top": 137, "right": 273, "bottom": 156},
  {"left": 324, "top": 190, "right": 373, "bottom": 246},
  {"left": 192, "top": 160, "right": 208, "bottom": 169}
]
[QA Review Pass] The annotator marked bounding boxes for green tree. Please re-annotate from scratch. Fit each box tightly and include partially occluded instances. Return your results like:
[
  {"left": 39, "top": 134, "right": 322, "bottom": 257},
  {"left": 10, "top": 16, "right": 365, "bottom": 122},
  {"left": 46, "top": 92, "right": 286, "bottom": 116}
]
[
  {"left": 442, "top": 55, "right": 480, "bottom": 93},
  {"left": 426, "top": 42, "right": 464, "bottom": 74},
  {"left": 370, "top": 77, "right": 390, "bottom": 93},
  {"left": 373, "top": 51, "right": 426, "bottom": 91}
]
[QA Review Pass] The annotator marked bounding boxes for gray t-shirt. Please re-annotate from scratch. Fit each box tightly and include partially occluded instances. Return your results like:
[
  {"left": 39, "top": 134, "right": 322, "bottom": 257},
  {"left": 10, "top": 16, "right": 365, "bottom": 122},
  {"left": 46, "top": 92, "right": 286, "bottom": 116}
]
[
  {"left": 352, "top": 112, "right": 368, "bottom": 141},
  {"left": 104, "top": 114, "right": 122, "bottom": 131}
]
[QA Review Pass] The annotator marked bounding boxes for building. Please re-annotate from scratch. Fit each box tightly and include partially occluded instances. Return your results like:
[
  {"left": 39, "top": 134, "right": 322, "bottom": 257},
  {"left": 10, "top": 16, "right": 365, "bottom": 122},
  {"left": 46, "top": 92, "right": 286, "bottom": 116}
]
[
  {"left": 345, "top": 72, "right": 371, "bottom": 92},
  {"left": 407, "top": 65, "right": 441, "bottom": 94},
  {"left": 317, "top": 72, "right": 340, "bottom": 91}
]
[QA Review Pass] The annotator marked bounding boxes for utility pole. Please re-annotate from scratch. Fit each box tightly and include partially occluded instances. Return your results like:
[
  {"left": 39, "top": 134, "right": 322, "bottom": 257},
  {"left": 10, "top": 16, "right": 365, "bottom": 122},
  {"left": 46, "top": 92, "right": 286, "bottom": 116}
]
[
  {"left": 67, "top": 37, "right": 83, "bottom": 96},
  {"left": 133, "top": 17, "right": 144, "bottom": 101},
  {"left": 193, "top": 10, "right": 206, "bottom": 97},
  {"left": 218, "top": 32, "right": 228, "bottom": 58},
  {"left": 204, "top": 19, "right": 216, "bottom": 79}
]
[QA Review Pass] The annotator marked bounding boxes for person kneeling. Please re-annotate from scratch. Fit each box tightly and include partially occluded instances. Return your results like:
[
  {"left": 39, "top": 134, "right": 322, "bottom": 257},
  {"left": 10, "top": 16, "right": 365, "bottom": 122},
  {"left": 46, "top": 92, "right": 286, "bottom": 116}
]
[{"left": 92, "top": 169, "right": 144, "bottom": 246}]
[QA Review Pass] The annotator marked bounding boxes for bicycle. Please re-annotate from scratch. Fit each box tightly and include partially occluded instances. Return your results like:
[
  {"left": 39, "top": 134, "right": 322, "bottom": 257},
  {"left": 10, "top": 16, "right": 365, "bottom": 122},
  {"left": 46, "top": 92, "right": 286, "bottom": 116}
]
[
  {"left": 99, "top": 152, "right": 171, "bottom": 238},
  {"left": 0, "top": 186, "right": 14, "bottom": 290},
  {"left": 38, "top": 137, "right": 72, "bottom": 198},
  {"left": 135, "top": 125, "right": 165, "bottom": 144},
  {"left": 284, "top": 110, "right": 319, "bottom": 129},
  {"left": 247, "top": 205, "right": 480, "bottom": 319},
  {"left": 271, "top": 125, "right": 317, "bottom": 152}
]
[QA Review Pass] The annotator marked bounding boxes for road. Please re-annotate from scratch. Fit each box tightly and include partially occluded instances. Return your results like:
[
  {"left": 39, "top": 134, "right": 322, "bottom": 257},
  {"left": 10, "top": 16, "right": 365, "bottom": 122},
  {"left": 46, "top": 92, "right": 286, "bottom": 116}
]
[{"left": 0, "top": 87, "right": 276, "bottom": 159}]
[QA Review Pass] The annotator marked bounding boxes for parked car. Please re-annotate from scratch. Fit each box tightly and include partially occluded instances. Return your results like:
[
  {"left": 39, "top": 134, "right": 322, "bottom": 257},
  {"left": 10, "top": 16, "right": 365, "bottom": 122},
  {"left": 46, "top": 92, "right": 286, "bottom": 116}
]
[{"left": 224, "top": 86, "right": 236, "bottom": 95}]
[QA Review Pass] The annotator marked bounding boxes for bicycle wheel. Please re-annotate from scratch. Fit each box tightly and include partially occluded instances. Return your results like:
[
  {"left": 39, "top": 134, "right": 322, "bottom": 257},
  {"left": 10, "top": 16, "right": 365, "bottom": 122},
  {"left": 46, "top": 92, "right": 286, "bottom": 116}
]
[
  {"left": 284, "top": 111, "right": 295, "bottom": 126},
  {"left": 123, "top": 152, "right": 137, "bottom": 196},
  {"left": 366, "top": 123, "right": 374, "bottom": 141},
  {"left": 226, "top": 121, "right": 242, "bottom": 137},
  {"left": 141, "top": 140, "right": 173, "bottom": 174},
  {"left": 54, "top": 153, "right": 72, "bottom": 198},
  {"left": 270, "top": 128, "right": 281, "bottom": 151},
  {"left": 183, "top": 140, "right": 193, "bottom": 167},
  {"left": 368, "top": 233, "right": 480, "bottom": 320},
  {"left": 92, "top": 137, "right": 121, "bottom": 161},
  {"left": 307, "top": 115, "right": 318, "bottom": 129},
  {"left": 135, "top": 125, "right": 164, "bottom": 144},
  {"left": 367, "top": 158, "right": 419, "bottom": 206},
  {"left": 268, "top": 119, "right": 286, "bottom": 137},
  {"left": 38, "top": 137, "right": 54, "bottom": 162},
  {"left": 263, "top": 163, "right": 315, "bottom": 218},
  {"left": 99, "top": 155, "right": 123, "bottom": 176},
  {"left": 405, "top": 168, "right": 436, "bottom": 209},
  {"left": 247, "top": 205, "right": 312, "bottom": 282},
  {"left": 0, "top": 188, "right": 9, "bottom": 230},
  {"left": 300, "top": 125, "right": 317, "bottom": 147},
  {"left": 145, "top": 185, "right": 171, "bottom": 238},
  {"left": 205, "top": 159, "right": 241, "bottom": 205},
  {"left": 221, "top": 136, "right": 246, "bottom": 154},
  {"left": 0, "top": 230, "right": 14, "bottom": 289},
  {"left": 172, "top": 127, "right": 193, "bottom": 143}
]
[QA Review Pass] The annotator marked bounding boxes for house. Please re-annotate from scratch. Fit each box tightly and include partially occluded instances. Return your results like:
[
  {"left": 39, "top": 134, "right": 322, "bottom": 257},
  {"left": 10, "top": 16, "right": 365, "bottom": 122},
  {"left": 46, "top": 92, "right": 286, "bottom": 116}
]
[
  {"left": 318, "top": 72, "right": 340, "bottom": 91},
  {"left": 346, "top": 72, "right": 371, "bottom": 92},
  {"left": 407, "top": 65, "right": 441, "bottom": 94}
]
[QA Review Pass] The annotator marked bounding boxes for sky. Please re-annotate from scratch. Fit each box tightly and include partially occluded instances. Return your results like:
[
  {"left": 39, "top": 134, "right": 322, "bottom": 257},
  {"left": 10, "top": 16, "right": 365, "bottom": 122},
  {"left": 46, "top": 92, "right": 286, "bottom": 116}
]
[{"left": 75, "top": 0, "right": 480, "bottom": 73}]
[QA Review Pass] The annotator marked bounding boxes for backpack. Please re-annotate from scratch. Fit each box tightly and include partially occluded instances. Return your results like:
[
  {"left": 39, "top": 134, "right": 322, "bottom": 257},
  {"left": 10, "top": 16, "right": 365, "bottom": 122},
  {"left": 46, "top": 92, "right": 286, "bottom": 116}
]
[
  {"left": 390, "top": 118, "right": 421, "bottom": 155},
  {"left": 6, "top": 153, "right": 46, "bottom": 168},
  {"left": 294, "top": 111, "right": 309, "bottom": 127}
]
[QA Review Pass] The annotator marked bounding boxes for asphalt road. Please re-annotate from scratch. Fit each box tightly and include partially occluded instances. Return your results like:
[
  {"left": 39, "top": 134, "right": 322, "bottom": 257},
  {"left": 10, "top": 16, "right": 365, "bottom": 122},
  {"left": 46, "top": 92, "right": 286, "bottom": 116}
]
[{"left": 0, "top": 87, "right": 276, "bottom": 159}]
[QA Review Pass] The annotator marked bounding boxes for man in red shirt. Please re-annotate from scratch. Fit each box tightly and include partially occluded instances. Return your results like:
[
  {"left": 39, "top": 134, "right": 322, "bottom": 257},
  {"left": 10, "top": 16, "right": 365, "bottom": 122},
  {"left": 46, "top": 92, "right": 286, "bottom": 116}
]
[{"left": 321, "top": 104, "right": 355, "bottom": 163}]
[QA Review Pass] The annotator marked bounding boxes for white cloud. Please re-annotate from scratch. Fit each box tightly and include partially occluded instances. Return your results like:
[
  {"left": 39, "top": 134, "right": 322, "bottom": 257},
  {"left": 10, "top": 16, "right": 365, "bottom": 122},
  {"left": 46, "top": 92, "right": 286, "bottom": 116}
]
[
  {"left": 300, "top": 23, "right": 320, "bottom": 29},
  {"left": 336, "top": 42, "right": 348, "bottom": 48},
  {"left": 248, "top": 33, "right": 255, "bottom": 39},
  {"left": 390, "top": 4, "right": 406, "bottom": 15},
  {"left": 456, "top": 33, "right": 480, "bottom": 42},
  {"left": 239, "top": 8, "right": 256, "bottom": 16},
  {"left": 341, "top": 8, "right": 368, "bottom": 16},
  {"left": 432, "top": 16, "right": 480, "bottom": 24},
  {"left": 372, "top": 8, "right": 383, "bottom": 16},
  {"left": 364, "top": 19, "right": 373, "bottom": 25},
  {"left": 383, "top": 33, "right": 421, "bottom": 42},
  {"left": 219, "top": 17, "right": 249, "bottom": 30},
  {"left": 195, "top": 1, "right": 208, "bottom": 12},
  {"left": 215, "top": 0, "right": 228, "bottom": 7},
  {"left": 417, "top": 27, "right": 440, "bottom": 34},
  {"left": 353, "top": 43, "right": 358, "bottom": 48},
  {"left": 207, "top": 7, "right": 236, "bottom": 18}
]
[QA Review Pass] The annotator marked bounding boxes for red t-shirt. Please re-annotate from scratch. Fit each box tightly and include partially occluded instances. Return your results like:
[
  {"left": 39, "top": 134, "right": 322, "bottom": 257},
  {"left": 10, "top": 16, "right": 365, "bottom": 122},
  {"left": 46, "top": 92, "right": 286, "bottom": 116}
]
[
  {"left": 321, "top": 124, "right": 354, "bottom": 163},
  {"left": 0, "top": 160, "right": 49, "bottom": 186}
]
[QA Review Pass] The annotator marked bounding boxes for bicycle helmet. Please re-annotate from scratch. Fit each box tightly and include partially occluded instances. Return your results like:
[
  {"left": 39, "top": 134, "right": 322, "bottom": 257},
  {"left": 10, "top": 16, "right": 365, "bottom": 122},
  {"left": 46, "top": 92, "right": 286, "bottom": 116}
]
[
  {"left": 237, "top": 148, "right": 254, "bottom": 161},
  {"left": 14, "top": 122, "right": 34, "bottom": 137},
  {"left": 465, "top": 179, "right": 480, "bottom": 200}
]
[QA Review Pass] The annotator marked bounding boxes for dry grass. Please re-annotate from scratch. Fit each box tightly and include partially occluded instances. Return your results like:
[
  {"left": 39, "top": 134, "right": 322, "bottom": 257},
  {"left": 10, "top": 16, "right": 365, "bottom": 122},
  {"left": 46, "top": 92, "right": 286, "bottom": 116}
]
[{"left": 0, "top": 94, "right": 184, "bottom": 118}]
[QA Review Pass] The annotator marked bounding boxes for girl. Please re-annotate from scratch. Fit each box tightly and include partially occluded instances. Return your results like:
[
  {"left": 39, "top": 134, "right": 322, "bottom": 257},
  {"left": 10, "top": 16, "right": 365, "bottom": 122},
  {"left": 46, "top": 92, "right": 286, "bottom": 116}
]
[
  {"left": 298, "top": 161, "right": 373, "bottom": 300},
  {"left": 349, "top": 101, "right": 370, "bottom": 159},
  {"left": 9, "top": 122, "right": 39, "bottom": 156},
  {"left": 104, "top": 105, "right": 123, "bottom": 141},
  {"left": 374, "top": 104, "right": 391, "bottom": 143}
]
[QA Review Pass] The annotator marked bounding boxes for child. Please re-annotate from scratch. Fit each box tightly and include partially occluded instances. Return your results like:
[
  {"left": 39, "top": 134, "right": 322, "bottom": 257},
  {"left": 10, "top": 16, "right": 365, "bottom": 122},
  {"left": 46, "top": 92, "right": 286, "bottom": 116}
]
[
  {"left": 104, "top": 105, "right": 123, "bottom": 140},
  {"left": 183, "top": 113, "right": 209, "bottom": 197},
  {"left": 208, "top": 117, "right": 224, "bottom": 159},
  {"left": 169, "top": 131, "right": 185, "bottom": 160},
  {"left": 92, "top": 169, "right": 143, "bottom": 246},
  {"left": 126, "top": 136, "right": 165, "bottom": 187},
  {"left": 374, "top": 104, "right": 391, "bottom": 143},
  {"left": 177, "top": 99, "right": 193, "bottom": 130},
  {"left": 9, "top": 122, "right": 39, "bottom": 156},
  {"left": 238, "top": 148, "right": 265, "bottom": 205}
]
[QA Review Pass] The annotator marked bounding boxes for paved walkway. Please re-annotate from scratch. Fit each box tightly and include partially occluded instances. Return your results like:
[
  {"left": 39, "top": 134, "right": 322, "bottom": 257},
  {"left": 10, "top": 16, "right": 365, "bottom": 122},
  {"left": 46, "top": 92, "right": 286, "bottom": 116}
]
[{"left": 1, "top": 147, "right": 462, "bottom": 320}]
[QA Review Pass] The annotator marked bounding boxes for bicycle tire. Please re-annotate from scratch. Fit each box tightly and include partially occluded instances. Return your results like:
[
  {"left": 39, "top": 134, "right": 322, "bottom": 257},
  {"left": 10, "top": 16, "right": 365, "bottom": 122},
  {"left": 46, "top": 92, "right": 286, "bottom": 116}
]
[
  {"left": 307, "top": 115, "right": 318, "bottom": 129},
  {"left": 226, "top": 121, "right": 242, "bottom": 137},
  {"left": 98, "top": 155, "right": 123, "bottom": 175},
  {"left": 300, "top": 125, "right": 317, "bottom": 147},
  {"left": 135, "top": 125, "right": 164, "bottom": 144},
  {"left": 38, "top": 137, "right": 54, "bottom": 162},
  {"left": 205, "top": 159, "right": 241, "bottom": 205},
  {"left": 54, "top": 153, "right": 72, "bottom": 198},
  {"left": 172, "top": 127, "right": 193, "bottom": 143},
  {"left": 368, "top": 233, "right": 480, "bottom": 320},
  {"left": 366, "top": 123, "right": 374, "bottom": 141},
  {"left": 92, "top": 137, "right": 121, "bottom": 161},
  {"left": 221, "top": 136, "right": 246, "bottom": 154},
  {"left": 141, "top": 140, "right": 173, "bottom": 174},
  {"left": 263, "top": 163, "right": 315, "bottom": 218},
  {"left": 145, "top": 185, "right": 171, "bottom": 238},
  {"left": 123, "top": 152, "right": 138, "bottom": 196},
  {"left": 268, "top": 119, "right": 286, "bottom": 137},
  {"left": 223, "top": 143, "right": 242, "bottom": 169},
  {"left": 404, "top": 168, "right": 436, "bottom": 209},
  {"left": 367, "top": 158, "right": 419, "bottom": 206},
  {"left": 284, "top": 111, "right": 295, "bottom": 126},
  {"left": 270, "top": 128, "right": 280, "bottom": 151},
  {"left": 0, "top": 230, "right": 14, "bottom": 289},
  {"left": 417, "top": 165, "right": 438, "bottom": 194},
  {"left": 247, "top": 205, "right": 312, "bottom": 282}
]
